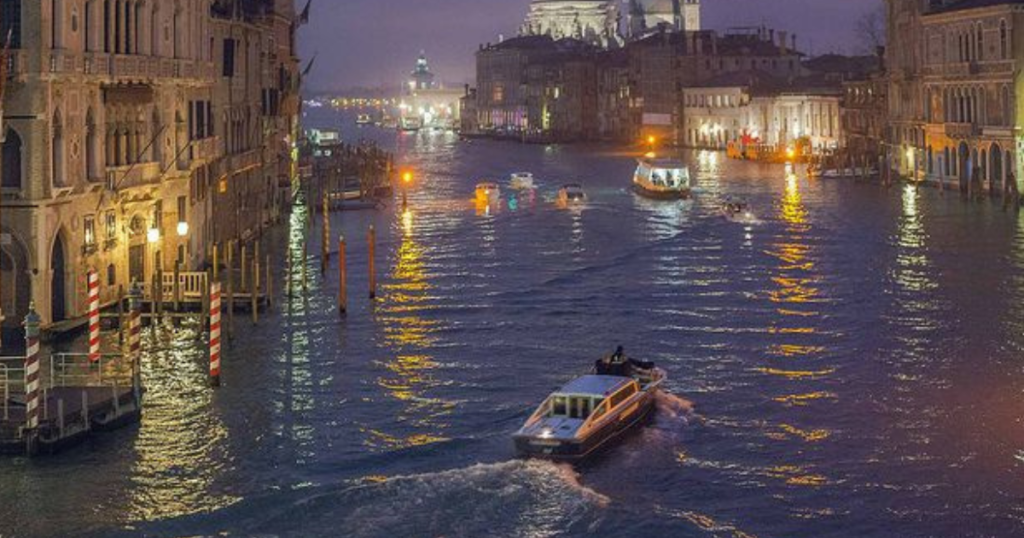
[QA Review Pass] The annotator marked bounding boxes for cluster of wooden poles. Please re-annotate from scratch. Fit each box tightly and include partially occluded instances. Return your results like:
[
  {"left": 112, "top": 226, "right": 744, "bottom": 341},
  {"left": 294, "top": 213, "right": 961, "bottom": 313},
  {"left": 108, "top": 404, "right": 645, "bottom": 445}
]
[{"left": 206, "top": 215, "right": 379, "bottom": 387}]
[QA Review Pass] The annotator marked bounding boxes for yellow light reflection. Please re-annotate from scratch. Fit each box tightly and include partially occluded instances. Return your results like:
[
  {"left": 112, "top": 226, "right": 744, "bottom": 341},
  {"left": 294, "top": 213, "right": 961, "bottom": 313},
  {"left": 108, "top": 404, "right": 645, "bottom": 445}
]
[{"left": 368, "top": 210, "right": 454, "bottom": 451}]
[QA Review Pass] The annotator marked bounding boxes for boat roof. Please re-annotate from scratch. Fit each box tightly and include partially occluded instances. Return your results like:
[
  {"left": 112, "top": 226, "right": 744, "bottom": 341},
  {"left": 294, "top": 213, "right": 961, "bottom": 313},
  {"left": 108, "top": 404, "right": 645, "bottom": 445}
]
[
  {"left": 556, "top": 375, "right": 631, "bottom": 397},
  {"left": 639, "top": 157, "right": 687, "bottom": 169}
]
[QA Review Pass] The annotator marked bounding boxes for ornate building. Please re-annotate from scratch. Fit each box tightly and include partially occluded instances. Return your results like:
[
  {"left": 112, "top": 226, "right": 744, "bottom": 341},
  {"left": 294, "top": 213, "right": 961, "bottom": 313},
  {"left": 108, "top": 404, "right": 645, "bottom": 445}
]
[
  {"left": 520, "top": 0, "right": 622, "bottom": 48},
  {"left": 0, "top": 0, "right": 300, "bottom": 331},
  {"left": 628, "top": 0, "right": 701, "bottom": 37},
  {"left": 886, "top": 0, "right": 1021, "bottom": 196}
]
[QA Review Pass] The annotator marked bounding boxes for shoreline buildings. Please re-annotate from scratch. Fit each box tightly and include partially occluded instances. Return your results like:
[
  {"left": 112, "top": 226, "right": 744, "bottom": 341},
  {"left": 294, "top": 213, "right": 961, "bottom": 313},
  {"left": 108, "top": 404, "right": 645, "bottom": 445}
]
[
  {"left": 467, "top": 0, "right": 866, "bottom": 156},
  {"left": 0, "top": 0, "right": 300, "bottom": 332}
]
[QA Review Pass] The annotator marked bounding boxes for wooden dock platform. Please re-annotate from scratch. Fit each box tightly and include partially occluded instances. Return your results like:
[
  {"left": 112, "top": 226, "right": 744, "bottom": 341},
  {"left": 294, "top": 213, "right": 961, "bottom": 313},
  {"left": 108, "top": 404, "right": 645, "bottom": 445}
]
[{"left": 0, "top": 354, "right": 142, "bottom": 456}]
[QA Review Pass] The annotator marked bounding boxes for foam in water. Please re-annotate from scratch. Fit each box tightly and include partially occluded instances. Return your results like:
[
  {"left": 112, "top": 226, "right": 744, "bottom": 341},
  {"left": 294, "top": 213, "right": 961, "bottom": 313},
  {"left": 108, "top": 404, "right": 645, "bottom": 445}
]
[{"left": 655, "top": 391, "right": 696, "bottom": 421}]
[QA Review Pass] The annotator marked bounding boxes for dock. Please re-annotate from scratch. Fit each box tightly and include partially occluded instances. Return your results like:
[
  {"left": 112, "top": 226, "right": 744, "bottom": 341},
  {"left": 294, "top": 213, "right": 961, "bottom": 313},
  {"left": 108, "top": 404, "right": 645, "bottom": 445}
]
[{"left": 0, "top": 353, "right": 142, "bottom": 456}]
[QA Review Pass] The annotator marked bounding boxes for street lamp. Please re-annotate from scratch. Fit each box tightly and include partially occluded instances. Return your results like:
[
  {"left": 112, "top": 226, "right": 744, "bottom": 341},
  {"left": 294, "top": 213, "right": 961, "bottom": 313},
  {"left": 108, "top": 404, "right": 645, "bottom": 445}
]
[
  {"left": 176, "top": 221, "right": 189, "bottom": 237},
  {"left": 401, "top": 170, "right": 413, "bottom": 209},
  {"left": 147, "top": 227, "right": 160, "bottom": 244}
]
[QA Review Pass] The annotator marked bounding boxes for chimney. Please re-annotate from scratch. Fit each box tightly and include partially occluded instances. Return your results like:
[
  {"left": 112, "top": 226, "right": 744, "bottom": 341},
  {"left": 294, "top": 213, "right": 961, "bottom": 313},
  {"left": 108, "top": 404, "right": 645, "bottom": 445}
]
[
  {"left": 770, "top": 29, "right": 775, "bottom": 44},
  {"left": 711, "top": 34, "right": 718, "bottom": 56},
  {"left": 778, "top": 30, "right": 788, "bottom": 55},
  {"left": 792, "top": 34, "right": 797, "bottom": 53}
]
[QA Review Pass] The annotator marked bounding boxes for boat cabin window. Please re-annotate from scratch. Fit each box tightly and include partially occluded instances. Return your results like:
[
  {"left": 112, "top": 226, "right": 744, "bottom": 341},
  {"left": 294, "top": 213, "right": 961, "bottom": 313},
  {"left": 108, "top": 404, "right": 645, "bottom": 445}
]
[
  {"left": 590, "top": 400, "right": 609, "bottom": 422},
  {"left": 609, "top": 383, "right": 638, "bottom": 408},
  {"left": 551, "top": 396, "right": 567, "bottom": 416},
  {"left": 548, "top": 396, "right": 597, "bottom": 419}
]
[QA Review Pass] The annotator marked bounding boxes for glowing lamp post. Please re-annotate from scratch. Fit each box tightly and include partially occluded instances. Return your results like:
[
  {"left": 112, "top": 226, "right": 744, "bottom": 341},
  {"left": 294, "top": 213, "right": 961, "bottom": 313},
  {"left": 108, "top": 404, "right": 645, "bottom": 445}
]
[{"left": 401, "top": 170, "right": 413, "bottom": 209}]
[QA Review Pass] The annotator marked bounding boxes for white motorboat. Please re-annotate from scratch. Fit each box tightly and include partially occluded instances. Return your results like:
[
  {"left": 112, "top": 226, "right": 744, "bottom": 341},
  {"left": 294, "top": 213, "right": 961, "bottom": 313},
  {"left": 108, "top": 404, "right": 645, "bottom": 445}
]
[
  {"left": 513, "top": 348, "right": 666, "bottom": 462},
  {"left": 557, "top": 183, "right": 586, "bottom": 206},
  {"left": 475, "top": 182, "right": 501, "bottom": 205},
  {"left": 633, "top": 157, "right": 691, "bottom": 200},
  {"left": 721, "top": 201, "right": 758, "bottom": 224},
  {"left": 355, "top": 114, "right": 372, "bottom": 126},
  {"left": 509, "top": 172, "right": 536, "bottom": 191}
]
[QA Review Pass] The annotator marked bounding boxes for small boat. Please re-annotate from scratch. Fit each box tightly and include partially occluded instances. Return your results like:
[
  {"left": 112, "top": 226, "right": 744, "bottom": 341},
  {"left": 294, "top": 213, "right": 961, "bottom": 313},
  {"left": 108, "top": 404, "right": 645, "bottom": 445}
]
[
  {"left": 633, "top": 157, "right": 691, "bottom": 200},
  {"left": 399, "top": 117, "right": 423, "bottom": 132},
  {"left": 557, "top": 183, "right": 586, "bottom": 205},
  {"left": 820, "top": 167, "right": 879, "bottom": 179},
  {"left": 475, "top": 182, "right": 501, "bottom": 205},
  {"left": 355, "top": 114, "right": 373, "bottom": 126},
  {"left": 721, "top": 201, "right": 758, "bottom": 224},
  {"left": 509, "top": 172, "right": 536, "bottom": 191},
  {"left": 513, "top": 348, "right": 666, "bottom": 462}
]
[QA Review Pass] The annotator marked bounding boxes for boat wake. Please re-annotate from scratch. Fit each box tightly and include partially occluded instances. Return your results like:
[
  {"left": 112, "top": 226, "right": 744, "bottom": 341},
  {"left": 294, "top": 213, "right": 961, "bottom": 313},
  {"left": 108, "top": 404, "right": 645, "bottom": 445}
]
[
  {"left": 133, "top": 460, "right": 610, "bottom": 538},
  {"left": 655, "top": 391, "right": 696, "bottom": 422}
]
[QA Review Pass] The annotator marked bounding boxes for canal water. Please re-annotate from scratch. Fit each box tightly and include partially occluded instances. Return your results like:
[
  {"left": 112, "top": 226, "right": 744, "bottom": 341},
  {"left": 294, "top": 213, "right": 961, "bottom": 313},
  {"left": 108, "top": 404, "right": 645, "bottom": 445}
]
[{"left": 3, "top": 107, "right": 1024, "bottom": 538}]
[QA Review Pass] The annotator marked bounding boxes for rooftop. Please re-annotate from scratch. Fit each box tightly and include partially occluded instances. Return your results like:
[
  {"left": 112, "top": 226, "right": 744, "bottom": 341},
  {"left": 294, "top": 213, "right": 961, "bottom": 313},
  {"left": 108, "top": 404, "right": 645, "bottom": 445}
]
[{"left": 557, "top": 375, "right": 631, "bottom": 397}]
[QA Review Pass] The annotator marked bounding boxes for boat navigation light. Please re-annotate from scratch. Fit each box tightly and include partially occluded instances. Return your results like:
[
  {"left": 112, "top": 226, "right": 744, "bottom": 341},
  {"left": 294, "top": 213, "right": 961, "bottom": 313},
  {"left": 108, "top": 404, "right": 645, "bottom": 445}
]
[{"left": 539, "top": 428, "right": 554, "bottom": 439}]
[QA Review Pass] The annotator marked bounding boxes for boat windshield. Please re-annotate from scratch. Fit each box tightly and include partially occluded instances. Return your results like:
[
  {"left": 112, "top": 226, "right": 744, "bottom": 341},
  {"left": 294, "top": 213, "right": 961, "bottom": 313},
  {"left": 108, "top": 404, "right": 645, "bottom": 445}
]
[
  {"left": 547, "top": 395, "right": 603, "bottom": 419},
  {"left": 651, "top": 167, "right": 685, "bottom": 187}
]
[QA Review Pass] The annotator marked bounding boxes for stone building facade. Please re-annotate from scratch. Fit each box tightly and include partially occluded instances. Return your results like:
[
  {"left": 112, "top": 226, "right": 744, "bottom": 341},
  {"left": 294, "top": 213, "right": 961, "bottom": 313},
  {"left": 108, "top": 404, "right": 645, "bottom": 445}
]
[
  {"left": 0, "top": 0, "right": 299, "bottom": 330},
  {"left": 886, "top": 0, "right": 1022, "bottom": 193}
]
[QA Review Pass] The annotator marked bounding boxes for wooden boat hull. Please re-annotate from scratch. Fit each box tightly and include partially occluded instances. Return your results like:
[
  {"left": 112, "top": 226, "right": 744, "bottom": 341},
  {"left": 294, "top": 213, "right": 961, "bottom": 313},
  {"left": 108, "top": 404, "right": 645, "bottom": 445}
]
[
  {"left": 633, "top": 183, "right": 690, "bottom": 200},
  {"left": 513, "top": 392, "right": 656, "bottom": 462}
]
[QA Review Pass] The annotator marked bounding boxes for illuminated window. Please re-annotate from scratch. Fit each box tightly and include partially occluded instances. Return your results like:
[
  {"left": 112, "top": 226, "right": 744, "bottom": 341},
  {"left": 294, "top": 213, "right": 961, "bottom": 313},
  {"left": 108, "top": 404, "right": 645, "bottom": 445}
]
[
  {"left": 105, "top": 210, "right": 116, "bottom": 239},
  {"left": 84, "top": 215, "right": 96, "bottom": 246}
]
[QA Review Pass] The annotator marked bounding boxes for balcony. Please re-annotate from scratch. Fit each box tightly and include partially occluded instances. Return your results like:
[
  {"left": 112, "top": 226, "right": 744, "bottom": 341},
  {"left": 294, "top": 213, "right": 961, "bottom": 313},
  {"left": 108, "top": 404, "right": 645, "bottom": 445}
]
[
  {"left": 188, "top": 137, "right": 223, "bottom": 165},
  {"left": 105, "top": 162, "right": 163, "bottom": 192},
  {"left": 945, "top": 123, "right": 980, "bottom": 139},
  {"left": 29, "top": 51, "right": 217, "bottom": 83}
]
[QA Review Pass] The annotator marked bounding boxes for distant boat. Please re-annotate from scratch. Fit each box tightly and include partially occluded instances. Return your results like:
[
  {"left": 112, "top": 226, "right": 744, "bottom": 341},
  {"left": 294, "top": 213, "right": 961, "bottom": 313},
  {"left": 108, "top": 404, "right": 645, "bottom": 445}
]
[
  {"left": 475, "top": 181, "right": 501, "bottom": 205},
  {"left": 355, "top": 114, "right": 372, "bottom": 126},
  {"left": 399, "top": 117, "right": 423, "bottom": 132},
  {"left": 557, "top": 183, "right": 586, "bottom": 206},
  {"left": 633, "top": 157, "right": 691, "bottom": 200},
  {"left": 513, "top": 348, "right": 666, "bottom": 462},
  {"left": 509, "top": 172, "right": 536, "bottom": 191}
]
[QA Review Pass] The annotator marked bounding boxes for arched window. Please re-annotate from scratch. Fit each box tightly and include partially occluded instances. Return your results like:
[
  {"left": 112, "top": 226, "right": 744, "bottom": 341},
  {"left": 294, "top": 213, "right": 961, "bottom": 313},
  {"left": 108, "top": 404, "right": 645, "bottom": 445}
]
[
  {"left": 52, "top": 110, "right": 66, "bottom": 188},
  {"left": 1, "top": 128, "right": 23, "bottom": 189},
  {"left": 1004, "top": 85, "right": 1013, "bottom": 126},
  {"left": 85, "top": 108, "right": 98, "bottom": 180},
  {"left": 151, "top": 2, "right": 159, "bottom": 56},
  {"left": 0, "top": 0, "right": 22, "bottom": 48},
  {"left": 1001, "top": 20, "right": 1009, "bottom": 59},
  {"left": 52, "top": 0, "right": 64, "bottom": 49},
  {"left": 84, "top": 0, "right": 92, "bottom": 51},
  {"left": 977, "top": 23, "right": 984, "bottom": 61}
]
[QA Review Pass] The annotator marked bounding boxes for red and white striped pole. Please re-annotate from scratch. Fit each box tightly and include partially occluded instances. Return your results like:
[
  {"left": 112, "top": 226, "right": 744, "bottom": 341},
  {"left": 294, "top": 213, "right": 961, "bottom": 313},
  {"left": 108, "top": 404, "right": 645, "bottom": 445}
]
[
  {"left": 88, "top": 270, "right": 101, "bottom": 363},
  {"left": 129, "top": 283, "right": 142, "bottom": 364},
  {"left": 24, "top": 305, "right": 41, "bottom": 432},
  {"left": 209, "top": 281, "right": 222, "bottom": 387}
]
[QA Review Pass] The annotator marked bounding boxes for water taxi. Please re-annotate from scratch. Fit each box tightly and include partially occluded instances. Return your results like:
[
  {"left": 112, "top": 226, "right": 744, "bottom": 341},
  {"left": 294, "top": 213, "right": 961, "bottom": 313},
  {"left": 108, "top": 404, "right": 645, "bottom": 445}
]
[
  {"left": 557, "top": 184, "right": 586, "bottom": 205},
  {"left": 633, "top": 158, "right": 691, "bottom": 200},
  {"left": 355, "top": 114, "right": 373, "bottom": 126},
  {"left": 514, "top": 348, "right": 665, "bottom": 461},
  {"left": 475, "top": 182, "right": 501, "bottom": 205},
  {"left": 509, "top": 172, "right": 536, "bottom": 191},
  {"left": 399, "top": 117, "right": 423, "bottom": 132}
]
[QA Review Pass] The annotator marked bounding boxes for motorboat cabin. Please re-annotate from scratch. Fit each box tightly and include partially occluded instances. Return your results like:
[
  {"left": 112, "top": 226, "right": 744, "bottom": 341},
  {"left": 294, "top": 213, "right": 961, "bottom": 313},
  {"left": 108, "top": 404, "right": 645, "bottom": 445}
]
[
  {"left": 633, "top": 158, "right": 691, "bottom": 200},
  {"left": 514, "top": 352, "right": 665, "bottom": 461},
  {"left": 510, "top": 172, "right": 536, "bottom": 190}
]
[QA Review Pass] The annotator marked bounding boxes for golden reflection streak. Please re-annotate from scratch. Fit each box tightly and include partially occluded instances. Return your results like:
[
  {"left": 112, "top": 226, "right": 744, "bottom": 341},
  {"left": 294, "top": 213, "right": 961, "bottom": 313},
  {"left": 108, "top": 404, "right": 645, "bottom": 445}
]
[
  {"left": 128, "top": 324, "right": 239, "bottom": 522},
  {"left": 369, "top": 209, "right": 454, "bottom": 451}
]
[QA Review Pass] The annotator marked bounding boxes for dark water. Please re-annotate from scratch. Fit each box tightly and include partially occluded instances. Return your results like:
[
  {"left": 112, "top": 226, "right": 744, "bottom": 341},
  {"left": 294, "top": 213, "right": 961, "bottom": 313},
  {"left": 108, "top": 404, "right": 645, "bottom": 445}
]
[{"left": 3, "top": 108, "right": 1024, "bottom": 538}]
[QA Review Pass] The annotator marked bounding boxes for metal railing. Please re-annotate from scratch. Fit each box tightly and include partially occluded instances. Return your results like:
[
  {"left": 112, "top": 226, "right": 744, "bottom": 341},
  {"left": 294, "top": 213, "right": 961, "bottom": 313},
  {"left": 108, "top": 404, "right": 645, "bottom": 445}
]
[
  {"left": 0, "top": 357, "right": 25, "bottom": 423},
  {"left": 49, "top": 353, "right": 132, "bottom": 390}
]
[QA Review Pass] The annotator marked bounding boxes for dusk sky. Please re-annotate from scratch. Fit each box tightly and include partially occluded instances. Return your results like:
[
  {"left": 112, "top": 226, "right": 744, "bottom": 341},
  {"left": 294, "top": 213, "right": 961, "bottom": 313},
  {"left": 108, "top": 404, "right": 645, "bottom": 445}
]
[{"left": 296, "top": 0, "right": 882, "bottom": 92}]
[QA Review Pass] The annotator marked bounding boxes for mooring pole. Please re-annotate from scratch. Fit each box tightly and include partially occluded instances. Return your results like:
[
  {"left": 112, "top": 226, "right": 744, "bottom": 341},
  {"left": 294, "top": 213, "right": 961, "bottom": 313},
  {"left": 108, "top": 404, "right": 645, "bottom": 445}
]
[
  {"left": 23, "top": 305, "right": 41, "bottom": 456},
  {"left": 368, "top": 225, "right": 377, "bottom": 300},
  {"left": 209, "top": 281, "right": 222, "bottom": 387},
  {"left": 339, "top": 235, "right": 347, "bottom": 315},
  {"left": 88, "top": 270, "right": 100, "bottom": 363}
]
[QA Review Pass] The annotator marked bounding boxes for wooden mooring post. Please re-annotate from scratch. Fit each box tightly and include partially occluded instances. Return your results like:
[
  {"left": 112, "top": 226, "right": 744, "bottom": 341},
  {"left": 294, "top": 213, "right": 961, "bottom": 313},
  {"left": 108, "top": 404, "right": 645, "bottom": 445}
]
[
  {"left": 227, "top": 240, "right": 235, "bottom": 341},
  {"left": 339, "top": 235, "right": 347, "bottom": 315},
  {"left": 368, "top": 225, "right": 377, "bottom": 300}
]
